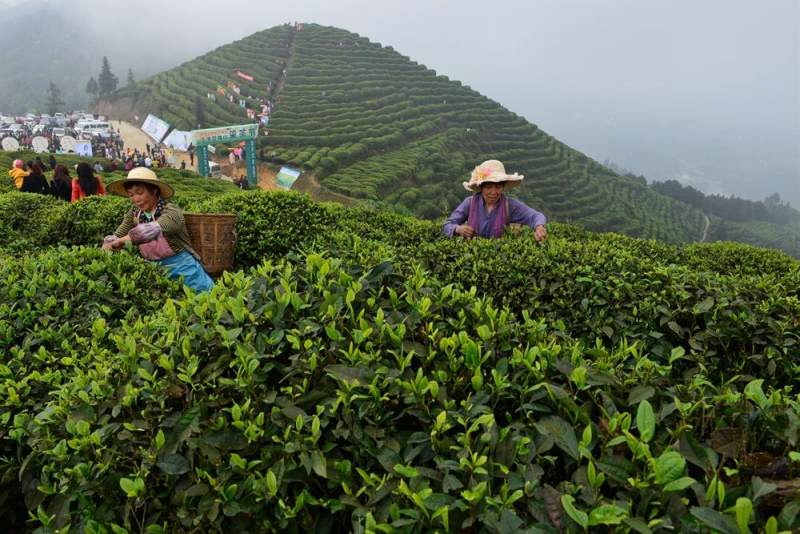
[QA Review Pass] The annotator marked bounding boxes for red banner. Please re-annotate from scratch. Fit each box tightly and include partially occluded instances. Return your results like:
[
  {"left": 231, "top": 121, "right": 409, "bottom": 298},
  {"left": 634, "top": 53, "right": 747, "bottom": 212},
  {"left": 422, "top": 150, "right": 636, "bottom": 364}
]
[{"left": 236, "top": 70, "right": 254, "bottom": 82}]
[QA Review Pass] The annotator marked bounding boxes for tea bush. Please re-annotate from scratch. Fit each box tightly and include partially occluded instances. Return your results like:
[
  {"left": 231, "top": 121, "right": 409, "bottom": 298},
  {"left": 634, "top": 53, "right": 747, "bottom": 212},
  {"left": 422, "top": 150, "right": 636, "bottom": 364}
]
[
  {"left": 1, "top": 185, "right": 799, "bottom": 532},
  {"left": 194, "top": 190, "right": 336, "bottom": 267},
  {"left": 2, "top": 254, "right": 798, "bottom": 532},
  {"left": 0, "top": 247, "right": 182, "bottom": 527},
  {"left": 0, "top": 246, "right": 181, "bottom": 354}
]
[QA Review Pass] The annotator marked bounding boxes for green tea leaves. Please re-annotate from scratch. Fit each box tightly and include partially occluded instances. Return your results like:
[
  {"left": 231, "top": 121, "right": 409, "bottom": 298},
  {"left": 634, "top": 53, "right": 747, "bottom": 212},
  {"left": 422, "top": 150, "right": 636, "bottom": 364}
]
[{"left": 636, "top": 400, "right": 656, "bottom": 443}]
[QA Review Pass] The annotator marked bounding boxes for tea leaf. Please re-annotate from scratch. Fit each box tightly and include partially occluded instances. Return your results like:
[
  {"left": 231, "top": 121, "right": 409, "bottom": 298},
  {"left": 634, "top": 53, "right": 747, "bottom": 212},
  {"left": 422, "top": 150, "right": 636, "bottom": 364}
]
[{"left": 636, "top": 400, "right": 655, "bottom": 442}]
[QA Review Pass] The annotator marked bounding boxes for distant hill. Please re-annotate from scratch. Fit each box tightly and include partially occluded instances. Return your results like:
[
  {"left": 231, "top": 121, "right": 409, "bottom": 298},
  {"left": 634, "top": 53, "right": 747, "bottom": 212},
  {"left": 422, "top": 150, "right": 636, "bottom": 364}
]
[
  {"left": 98, "top": 23, "right": 797, "bottom": 255},
  {"left": 651, "top": 179, "right": 800, "bottom": 257}
]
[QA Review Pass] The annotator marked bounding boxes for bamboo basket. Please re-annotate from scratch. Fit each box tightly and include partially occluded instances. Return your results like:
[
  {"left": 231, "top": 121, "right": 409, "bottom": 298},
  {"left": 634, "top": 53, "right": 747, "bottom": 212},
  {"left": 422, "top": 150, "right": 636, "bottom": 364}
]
[{"left": 184, "top": 213, "right": 236, "bottom": 276}]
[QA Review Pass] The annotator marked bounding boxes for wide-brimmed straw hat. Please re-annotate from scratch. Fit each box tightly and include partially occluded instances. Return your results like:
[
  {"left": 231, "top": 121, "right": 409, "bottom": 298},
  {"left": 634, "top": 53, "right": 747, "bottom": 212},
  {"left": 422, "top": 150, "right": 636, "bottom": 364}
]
[
  {"left": 107, "top": 167, "right": 174, "bottom": 199},
  {"left": 462, "top": 160, "right": 524, "bottom": 192}
]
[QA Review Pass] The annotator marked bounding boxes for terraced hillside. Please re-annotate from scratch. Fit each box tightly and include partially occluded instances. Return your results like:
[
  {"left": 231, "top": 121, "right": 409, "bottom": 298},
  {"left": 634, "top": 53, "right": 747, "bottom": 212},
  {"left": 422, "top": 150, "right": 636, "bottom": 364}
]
[{"left": 101, "top": 23, "right": 709, "bottom": 244}]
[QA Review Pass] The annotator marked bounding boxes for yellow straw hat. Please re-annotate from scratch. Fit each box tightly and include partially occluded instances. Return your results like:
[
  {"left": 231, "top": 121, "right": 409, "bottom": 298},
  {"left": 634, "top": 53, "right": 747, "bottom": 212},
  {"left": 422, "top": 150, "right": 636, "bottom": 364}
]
[
  {"left": 463, "top": 160, "right": 524, "bottom": 192},
  {"left": 106, "top": 167, "right": 175, "bottom": 199}
]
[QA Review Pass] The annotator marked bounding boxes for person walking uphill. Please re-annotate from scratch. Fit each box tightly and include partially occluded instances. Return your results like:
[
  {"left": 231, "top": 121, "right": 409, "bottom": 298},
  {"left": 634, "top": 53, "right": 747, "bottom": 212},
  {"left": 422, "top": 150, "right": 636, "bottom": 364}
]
[
  {"left": 443, "top": 160, "right": 548, "bottom": 241},
  {"left": 102, "top": 168, "right": 214, "bottom": 293}
]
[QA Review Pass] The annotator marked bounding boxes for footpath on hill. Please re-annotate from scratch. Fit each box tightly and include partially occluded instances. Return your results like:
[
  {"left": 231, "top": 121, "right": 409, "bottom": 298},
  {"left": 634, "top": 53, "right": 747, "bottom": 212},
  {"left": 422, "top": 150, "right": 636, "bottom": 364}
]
[
  {"left": 271, "top": 24, "right": 298, "bottom": 102},
  {"left": 115, "top": 120, "right": 154, "bottom": 155},
  {"left": 114, "top": 25, "right": 295, "bottom": 192}
]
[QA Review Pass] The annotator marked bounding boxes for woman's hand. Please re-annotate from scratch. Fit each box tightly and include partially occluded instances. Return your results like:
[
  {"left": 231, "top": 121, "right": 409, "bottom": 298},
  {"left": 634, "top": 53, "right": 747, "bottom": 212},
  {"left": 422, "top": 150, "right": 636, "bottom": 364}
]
[
  {"left": 103, "top": 235, "right": 130, "bottom": 251},
  {"left": 534, "top": 224, "right": 547, "bottom": 242},
  {"left": 455, "top": 224, "right": 475, "bottom": 238},
  {"left": 102, "top": 235, "right": 117, "bottom": 251}
]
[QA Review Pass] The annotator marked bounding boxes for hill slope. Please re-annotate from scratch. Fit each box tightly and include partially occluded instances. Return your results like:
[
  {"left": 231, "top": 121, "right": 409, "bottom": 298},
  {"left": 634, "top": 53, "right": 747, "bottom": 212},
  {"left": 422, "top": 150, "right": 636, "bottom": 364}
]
[{"left": 101, "top": 23, "right": 722, "bottom": 246}]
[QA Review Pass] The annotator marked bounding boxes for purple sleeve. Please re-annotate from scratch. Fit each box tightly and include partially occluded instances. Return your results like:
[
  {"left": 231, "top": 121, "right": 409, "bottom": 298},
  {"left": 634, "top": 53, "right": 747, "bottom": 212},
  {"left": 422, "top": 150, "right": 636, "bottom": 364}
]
[
  {"left": 443, "top": 197, "right": 472, "bottom": 237},
  {"left": 508, "top": 198, "right": 546, "bottom": 228}
]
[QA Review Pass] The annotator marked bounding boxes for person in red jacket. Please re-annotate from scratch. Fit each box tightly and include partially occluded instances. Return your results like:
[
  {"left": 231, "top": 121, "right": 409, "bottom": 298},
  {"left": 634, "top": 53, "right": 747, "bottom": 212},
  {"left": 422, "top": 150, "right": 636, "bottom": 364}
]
[{"left": 71, "top": 162, "right": 106, "bottom": 202}]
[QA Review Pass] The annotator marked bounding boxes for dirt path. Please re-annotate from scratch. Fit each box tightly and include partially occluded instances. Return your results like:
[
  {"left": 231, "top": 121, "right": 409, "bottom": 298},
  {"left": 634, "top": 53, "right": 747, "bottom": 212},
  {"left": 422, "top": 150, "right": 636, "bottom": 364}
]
[
  {"left": 114, "top": 120, "right": 154, "bottom": 154},
  {"left": 271, "top": 27, "right": 298, "bottom": 101},
  {"left": 292, "top": 172, "right": 357, "bottom": 205},
  {"left": 115, "top": 120, "right": 199, "bottom": 172},
  {"left": 701, "top": 214, "right": 710, "bottom": 242},
  {"left": 217, "top": 157, "right": 278, "bottom": 190}
]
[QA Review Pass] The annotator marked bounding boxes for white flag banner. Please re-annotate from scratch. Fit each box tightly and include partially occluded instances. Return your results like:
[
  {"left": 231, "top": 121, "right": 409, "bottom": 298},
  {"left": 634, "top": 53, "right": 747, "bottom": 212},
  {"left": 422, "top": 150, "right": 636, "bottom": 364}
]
[
  {"left": 163, "top": 130, "right": 192, "bottom": 152},
  {"left": 141, "top": 114, "right": 171, "bottom": 144}
]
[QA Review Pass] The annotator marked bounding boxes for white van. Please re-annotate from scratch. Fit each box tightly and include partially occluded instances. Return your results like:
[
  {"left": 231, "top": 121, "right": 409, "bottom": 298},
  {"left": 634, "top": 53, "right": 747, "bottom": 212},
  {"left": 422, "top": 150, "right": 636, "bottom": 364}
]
[{"left": 76, "top": 120, "right": 111, "bottom": 138}]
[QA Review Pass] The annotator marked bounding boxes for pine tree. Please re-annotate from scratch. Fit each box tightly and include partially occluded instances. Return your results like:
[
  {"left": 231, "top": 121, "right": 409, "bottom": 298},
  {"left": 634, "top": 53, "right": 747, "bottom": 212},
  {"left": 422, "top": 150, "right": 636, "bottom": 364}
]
[
  {"left": 85, "top": 77, "right": 99, "bottom": 99},
  {"left": 127, "top": 68, "right": 135, "bottom": 86},
  {"left": 97, "top": 56, "right": 119, "bottom": 96},
  {"left": 45, "top": 82, "right": 65, "bottom": 114}
]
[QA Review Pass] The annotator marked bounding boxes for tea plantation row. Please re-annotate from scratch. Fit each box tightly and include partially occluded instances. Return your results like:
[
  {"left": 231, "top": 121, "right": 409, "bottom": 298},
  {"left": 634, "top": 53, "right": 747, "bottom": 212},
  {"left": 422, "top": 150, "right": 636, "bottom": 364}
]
[
  {"left": 1, "top": 186, "right": 799, "bottom": 532},
  {"left": 115, "top": 24, "right": 293, "bottom": 129}
]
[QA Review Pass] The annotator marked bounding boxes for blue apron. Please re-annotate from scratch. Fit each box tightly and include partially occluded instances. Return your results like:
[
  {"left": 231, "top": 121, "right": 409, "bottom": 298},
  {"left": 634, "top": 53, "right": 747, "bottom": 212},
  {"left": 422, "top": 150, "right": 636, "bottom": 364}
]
[{"left": 157, "top": 251, "right": 215, "bottom": 293}]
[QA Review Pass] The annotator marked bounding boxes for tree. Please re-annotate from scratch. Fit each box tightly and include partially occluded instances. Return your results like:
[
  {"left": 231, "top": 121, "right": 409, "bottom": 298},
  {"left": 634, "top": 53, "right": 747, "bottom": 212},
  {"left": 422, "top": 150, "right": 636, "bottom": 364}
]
[
  {"left": 45, "top": 82, "right": 65, "bottom": 114},
  {"left": 127, "top": 68, "right": 135, "bottom": 86},
  {"left": 85, "top": 77, "right": 99, "bottom": 99},
  {"left": 97, "top": 56, "right": 119, "bottom": 96}
]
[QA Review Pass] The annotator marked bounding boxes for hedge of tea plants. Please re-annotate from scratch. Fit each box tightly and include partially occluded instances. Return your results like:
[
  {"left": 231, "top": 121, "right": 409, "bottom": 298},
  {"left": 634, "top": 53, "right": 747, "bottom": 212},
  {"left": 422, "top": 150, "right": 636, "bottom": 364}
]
[{"left": 1, "top": 185, "right": 798, "bottom": 532}]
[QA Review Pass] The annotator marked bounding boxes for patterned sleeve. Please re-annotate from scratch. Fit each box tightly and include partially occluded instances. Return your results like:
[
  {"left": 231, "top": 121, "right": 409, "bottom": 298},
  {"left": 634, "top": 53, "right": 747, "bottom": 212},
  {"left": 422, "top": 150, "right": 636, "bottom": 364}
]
[
  {"left": 114, "top": 208, "right": 137, "bottom": 238},
  {"left": 155, "top": 204, "right": 186, "bottom": 237}
]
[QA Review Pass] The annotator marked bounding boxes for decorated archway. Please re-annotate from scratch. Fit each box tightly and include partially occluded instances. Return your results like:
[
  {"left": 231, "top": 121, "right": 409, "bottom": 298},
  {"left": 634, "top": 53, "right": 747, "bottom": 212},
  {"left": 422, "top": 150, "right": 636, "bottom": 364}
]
[{"left": 190, "top": 123, "right": 259, "bottom": 185}]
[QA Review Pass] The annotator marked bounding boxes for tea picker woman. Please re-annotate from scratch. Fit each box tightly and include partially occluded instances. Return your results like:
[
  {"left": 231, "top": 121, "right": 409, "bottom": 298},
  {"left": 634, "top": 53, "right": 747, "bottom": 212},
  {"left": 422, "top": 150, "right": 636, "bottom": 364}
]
[
  {"left": 102, "top": 167, "right": 215, "bottom": 292},
  {"left": 443, "top": 160, "right": 548, "bottom": 241}
]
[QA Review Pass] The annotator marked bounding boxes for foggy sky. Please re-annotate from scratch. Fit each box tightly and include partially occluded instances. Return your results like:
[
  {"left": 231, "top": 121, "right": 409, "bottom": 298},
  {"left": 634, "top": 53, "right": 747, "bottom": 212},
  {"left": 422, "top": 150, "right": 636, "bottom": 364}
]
[{"left": 6, "top": 0, "right": 800, "bottom": 204}]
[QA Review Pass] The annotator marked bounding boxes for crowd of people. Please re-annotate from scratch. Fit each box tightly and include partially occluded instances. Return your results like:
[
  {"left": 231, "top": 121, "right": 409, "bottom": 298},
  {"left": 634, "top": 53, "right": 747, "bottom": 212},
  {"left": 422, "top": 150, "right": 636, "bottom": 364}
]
[
  {"left": 0, "top": 112, "right": 124, "bottom": 155},
  {"left": 7, "top": 157, "right": 107, "bottom": 203}
]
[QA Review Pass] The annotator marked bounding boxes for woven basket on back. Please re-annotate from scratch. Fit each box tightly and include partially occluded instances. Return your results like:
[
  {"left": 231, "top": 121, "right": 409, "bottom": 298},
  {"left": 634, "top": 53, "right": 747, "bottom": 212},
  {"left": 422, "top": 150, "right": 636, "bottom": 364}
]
[{"left": 184, "top": 213, "right": 236, "bottom": 276}]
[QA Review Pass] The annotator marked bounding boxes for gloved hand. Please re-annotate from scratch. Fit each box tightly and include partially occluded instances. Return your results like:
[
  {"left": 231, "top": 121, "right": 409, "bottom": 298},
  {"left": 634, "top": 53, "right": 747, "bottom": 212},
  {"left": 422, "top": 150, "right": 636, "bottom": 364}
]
[{"left": 129, "top": 222, "right": 162, "bottom": 244}]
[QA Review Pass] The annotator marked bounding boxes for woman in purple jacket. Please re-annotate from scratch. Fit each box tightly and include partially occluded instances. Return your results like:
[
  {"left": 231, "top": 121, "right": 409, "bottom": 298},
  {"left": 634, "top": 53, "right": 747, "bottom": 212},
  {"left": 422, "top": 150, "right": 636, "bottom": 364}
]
[{"left": 443, "top": 160, "right": 548, "bottom": 242}]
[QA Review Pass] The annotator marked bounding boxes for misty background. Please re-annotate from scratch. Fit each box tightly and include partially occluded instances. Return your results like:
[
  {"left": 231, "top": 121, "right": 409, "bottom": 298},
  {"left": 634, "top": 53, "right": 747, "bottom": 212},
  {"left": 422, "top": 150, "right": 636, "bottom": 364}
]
[{"left": 0, "top": 0, "right": 797, "bottom": 206}]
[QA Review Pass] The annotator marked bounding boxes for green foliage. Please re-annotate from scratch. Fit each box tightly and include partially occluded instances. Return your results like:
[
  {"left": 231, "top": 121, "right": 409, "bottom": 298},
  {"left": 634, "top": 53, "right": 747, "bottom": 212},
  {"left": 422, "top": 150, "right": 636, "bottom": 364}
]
[
  {"left": 0, "top": 175, "right": 798, "bottom": 531},
  {"left": 1, "top": 253, "right": 798, "bottom": 532},
  {"left": 195, "top": 190, "right": 335, "bottom": 267}
]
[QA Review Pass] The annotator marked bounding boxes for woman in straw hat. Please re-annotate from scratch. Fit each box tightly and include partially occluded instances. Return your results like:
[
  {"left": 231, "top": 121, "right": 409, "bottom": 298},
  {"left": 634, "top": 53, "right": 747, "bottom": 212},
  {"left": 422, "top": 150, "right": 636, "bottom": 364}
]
[
  {"left": 102, "top": 167, "right": 214, "bottom": 292},
  {"left": 443, "top": 160, "right": 547, "bottom": 241}
]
